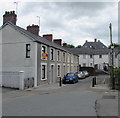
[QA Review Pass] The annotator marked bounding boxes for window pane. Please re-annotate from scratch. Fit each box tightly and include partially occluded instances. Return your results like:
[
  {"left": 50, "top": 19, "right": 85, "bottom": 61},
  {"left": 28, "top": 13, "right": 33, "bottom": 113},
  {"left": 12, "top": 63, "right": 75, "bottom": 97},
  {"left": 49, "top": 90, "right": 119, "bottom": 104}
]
[
  {"left": 42, "top": 65, "right": 45, "bottom": 79},
  {"left": 42, "top": 46, "right": 45, "bottom": 53},
  {"left": 51, "top": 49, "right": 53, "bottom": 60},
  {"left": 57, "top": 51, "right": 60, "bottom": 61},
  {"left": 58, "top": 65, "right": 60, "bottom": 76},
  {"left": 90, "top": 55, "right": 92, "bottom": 58},
  {"left": 26, "top": 44, "right": 30, "bottom": 58},
  {"left": 99, "top": 55, "right": 102, "bottom": 58}
]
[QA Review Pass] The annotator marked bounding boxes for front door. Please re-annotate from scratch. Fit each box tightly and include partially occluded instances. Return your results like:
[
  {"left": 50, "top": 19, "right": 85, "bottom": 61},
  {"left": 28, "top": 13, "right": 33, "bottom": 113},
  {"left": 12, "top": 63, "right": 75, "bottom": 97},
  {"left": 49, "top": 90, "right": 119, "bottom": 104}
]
[{"left": 50, "top": 65, "right": 54, "bottom": 84}]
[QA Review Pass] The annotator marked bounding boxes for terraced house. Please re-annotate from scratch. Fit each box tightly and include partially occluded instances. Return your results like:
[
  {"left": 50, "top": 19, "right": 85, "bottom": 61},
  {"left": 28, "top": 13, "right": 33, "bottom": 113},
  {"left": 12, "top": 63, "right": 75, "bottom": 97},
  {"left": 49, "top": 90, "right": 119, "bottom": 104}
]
[{"left": 0, "top": 11, "right": 79, "bottom": 89}]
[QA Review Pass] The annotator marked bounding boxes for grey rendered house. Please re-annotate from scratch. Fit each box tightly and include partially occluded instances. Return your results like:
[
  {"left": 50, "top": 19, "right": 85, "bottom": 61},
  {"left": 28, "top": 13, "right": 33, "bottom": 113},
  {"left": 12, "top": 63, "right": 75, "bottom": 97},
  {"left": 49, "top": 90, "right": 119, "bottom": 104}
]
[
  {"left": 68, "top": 39, "right": 110, "bottom": 70},
  {"left": 0, "top": 11, "right": 79, "bottom": 89}
]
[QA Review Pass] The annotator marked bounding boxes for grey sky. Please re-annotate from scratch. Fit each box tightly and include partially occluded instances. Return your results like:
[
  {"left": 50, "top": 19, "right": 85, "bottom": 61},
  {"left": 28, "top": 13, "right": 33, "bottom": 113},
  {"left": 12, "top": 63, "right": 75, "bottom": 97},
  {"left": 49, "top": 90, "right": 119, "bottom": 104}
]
[{"left": 0, "top": 1, "right": 118, "bottom": 46}]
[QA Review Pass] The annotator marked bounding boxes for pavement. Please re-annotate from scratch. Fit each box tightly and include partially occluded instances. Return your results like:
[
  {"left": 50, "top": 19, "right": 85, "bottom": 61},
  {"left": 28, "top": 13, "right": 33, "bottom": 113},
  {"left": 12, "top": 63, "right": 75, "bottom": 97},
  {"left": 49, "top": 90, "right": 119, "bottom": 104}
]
[
  {"left": 90, "top": 77, "right": 119, "bottom": 118},
  {"left": 92, "top": 83, "right": 119, "bottom": 117},
  {"left": 2, "top": 75, "right": 120, "bottom": 117},
  {"left": 2, "top": 83, "right": 66, "bottom": 101}
]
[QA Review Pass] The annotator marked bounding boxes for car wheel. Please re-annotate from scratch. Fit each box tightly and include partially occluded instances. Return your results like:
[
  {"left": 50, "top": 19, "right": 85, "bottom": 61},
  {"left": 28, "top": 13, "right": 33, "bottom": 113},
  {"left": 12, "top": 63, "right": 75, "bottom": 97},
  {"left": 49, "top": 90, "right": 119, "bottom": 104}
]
[{"left": 73, "top": 80, "right": 75, "bottom": 84}]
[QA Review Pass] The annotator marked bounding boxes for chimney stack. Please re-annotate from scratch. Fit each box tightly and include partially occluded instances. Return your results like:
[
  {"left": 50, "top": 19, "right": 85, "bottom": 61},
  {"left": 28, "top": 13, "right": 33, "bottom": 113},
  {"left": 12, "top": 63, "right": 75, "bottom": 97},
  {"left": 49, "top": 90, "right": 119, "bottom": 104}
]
[
  {"left": 3, "top": 11, "right": 17, "bottom": 25},
  {"left": 43, "top": 34, "right": 53, "bottom": 41},
  {"left": 27, "top": 24, "right": 39, "bottom": 35},
  {"left": 53, "top": 39, "right": 62, "bottom": 46},
  {"left": 63, "top": 43, "right": 67, "bottom": 47},
  {"left": 94, "top": 38, "right": 97, "bottom": 42}
]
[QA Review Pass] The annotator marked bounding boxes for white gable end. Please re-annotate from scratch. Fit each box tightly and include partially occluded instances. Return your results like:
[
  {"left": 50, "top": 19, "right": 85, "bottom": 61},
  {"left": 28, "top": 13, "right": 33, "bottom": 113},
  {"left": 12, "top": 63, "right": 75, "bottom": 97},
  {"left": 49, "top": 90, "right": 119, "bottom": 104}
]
[{"left": 1, "top": 24, "right": 33, "bottom": 44}]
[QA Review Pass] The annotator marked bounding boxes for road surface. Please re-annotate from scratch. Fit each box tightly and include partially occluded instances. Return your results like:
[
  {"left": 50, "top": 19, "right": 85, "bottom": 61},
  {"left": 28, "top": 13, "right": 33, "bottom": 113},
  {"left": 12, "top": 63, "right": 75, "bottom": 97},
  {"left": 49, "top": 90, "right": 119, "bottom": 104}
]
[{"left": 2, "top": 75, "right": 110, "bottom": 116}]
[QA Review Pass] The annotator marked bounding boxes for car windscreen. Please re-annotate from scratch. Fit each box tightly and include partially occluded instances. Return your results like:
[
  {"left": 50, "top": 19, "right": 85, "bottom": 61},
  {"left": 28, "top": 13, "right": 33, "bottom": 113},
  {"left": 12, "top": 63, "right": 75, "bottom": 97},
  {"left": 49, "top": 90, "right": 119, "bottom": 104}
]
[
  {"left": 66, "top": 73, "right": 75, "bottom": 76},
  {"left": 78, "top": 71, "right": 83, "bottom": 74}
]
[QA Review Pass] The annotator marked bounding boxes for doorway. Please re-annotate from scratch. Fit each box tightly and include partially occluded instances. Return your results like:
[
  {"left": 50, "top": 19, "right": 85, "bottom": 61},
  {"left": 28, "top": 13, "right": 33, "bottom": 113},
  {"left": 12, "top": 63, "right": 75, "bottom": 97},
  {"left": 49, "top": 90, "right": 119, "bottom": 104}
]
[{"left": 50, "top": 64, "right": 55, "bottom": 84}]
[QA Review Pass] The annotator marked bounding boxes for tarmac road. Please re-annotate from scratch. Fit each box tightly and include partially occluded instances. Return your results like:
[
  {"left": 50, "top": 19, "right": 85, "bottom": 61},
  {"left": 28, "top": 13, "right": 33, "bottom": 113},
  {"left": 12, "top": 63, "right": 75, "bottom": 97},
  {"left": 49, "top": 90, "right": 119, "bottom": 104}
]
[{"left": 2, "top": 75, "right": 118, "bottom": 116}]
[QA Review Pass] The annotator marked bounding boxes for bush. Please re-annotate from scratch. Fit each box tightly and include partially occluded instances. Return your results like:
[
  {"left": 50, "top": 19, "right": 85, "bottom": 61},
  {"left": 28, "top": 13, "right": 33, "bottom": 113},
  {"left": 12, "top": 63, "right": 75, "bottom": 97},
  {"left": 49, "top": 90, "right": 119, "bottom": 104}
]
[
  {"left": 114, "top": 68, "right": 120, "bottom": 78},
  {"left": 114, "top": 68, "right": 120, "bottom": 90},
  {"left": 109, "top": 68, "right": 120, "bottom": 89}
]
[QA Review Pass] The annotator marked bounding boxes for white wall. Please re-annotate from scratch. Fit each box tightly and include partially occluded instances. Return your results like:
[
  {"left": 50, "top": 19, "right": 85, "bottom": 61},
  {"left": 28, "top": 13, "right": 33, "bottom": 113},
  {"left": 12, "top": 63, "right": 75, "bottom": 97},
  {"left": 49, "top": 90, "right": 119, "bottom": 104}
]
[
  {"left": 94, "top": 55, "right": 109, "bottom": 69},
  {"left": 0, "top": 29, "right": 2, "bottom": 71},
  {"left": 1, "top": 24, "right": 36, "bottom": 80},
  {"left": 79, "top": 54, "right": 109, "bottom": 69}
]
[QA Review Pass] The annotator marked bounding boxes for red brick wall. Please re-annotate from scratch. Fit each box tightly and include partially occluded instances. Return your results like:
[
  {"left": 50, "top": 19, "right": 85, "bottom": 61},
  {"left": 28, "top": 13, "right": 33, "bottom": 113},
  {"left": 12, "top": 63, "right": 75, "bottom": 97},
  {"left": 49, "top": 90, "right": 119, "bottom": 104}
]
[
  {"left": 54, "top": 39, "right": 62, "bottom": 45},
  {"left": 43, "top": 34, "right": 53, "bottom": 41},
  {"left": 3, "top": 11, "right": 17, "bottom": 25},
  {"left": 27, "top": 25, "right": 39, "bottom": 35}
]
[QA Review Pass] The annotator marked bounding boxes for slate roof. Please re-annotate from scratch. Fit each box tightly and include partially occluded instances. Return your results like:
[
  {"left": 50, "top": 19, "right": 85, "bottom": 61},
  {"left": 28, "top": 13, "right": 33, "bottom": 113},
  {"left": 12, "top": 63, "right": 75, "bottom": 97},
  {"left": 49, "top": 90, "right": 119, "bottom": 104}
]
[
  {"left": 67, "top": 47, "right": 110, "bottom": 55},
  {"left": 1, "top": 22, "right": 78, "bottom": 56},
  {"left": 83, "top": 41, "right": 108, "bottom": 49},
  {"left": 67, "top": 40, "right": 111, "bottom": 55},
  {"left": 68, "top": 41, "right": 120, "bottom": 56}
]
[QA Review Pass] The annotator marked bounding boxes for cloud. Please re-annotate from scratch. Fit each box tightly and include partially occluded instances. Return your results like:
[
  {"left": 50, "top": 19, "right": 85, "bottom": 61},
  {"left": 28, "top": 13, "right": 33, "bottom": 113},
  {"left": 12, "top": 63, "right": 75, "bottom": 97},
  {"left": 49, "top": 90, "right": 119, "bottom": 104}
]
[{"left": 0, "top": 1, "right": 118, "bottom": 46}]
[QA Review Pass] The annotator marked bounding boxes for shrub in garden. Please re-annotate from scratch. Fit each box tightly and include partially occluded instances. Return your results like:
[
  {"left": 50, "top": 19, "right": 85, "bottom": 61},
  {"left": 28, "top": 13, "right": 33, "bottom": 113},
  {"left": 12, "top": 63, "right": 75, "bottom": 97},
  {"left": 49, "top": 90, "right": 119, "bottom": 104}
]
[{"left": 114, "top": 68, "right": 120, "bottom": 90}]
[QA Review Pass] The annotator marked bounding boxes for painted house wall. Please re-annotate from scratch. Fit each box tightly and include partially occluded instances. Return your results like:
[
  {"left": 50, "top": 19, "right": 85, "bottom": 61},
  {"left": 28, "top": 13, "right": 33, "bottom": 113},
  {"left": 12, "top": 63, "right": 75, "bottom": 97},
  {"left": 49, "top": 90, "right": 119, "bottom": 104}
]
[
  {"left": 37, "top": 44, "right": 79, "bottom": 85},
  {"left": 0, "top": 29, "right": 2, "bottom": 71},
  {"left": 79, "top": 54, "right": 109, "bottom": 69},
  {"left": 1, "top": 24, "right": 79, "bottom": 87},
  {"left": 1, "top": 25, "right": 37, "bottom": 86}
]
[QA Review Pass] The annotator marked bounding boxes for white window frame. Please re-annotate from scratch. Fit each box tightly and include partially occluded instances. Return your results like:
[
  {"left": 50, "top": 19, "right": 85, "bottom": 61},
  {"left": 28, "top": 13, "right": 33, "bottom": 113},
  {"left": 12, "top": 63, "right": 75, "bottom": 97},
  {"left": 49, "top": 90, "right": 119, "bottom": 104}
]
[
  {"left": 57, "top": 64, "right": 61, "bottom": 77},
  {"left": 57, "top": 50, "right": 61, "bottom": 62},
  {"left": 68, "top": 53, "right": 70, "bottom": 63},
  {"left": 50, "top": 48, "right": 55, "bottom": 61},
  {"left": 67, "top": 64, "right": 70, "bottom": 73},
  {"left": 26, "top": 44, "right": 31, "bottom": 58},
  {"left": 41, "top": 44, "right": 47, "bottom": 60},
  {"left": 63, "top": 52, "right": 66, "bottom": 62},
  {"left": 90, "top": 55, "right": 93, "bottom": 58},
  {"left": 63, "top": 64, "right": 66, "bottom": 75},
  {"left": 41, "top": 63, "right": 47, "bottom": 80},
  {"left": 71, "top": 54, "right": 74, "bottom": 63},
  {"left": 99, "top": 54, "right": 102, "bottom": 58}
]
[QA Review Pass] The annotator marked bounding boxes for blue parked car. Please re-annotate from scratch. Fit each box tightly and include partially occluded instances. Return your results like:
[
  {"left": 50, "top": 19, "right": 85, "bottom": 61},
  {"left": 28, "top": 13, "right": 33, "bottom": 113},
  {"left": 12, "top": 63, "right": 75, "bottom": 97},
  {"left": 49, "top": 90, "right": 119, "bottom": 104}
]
[{"left": 62, "top": 73, "right": 79, "bottom": 84}]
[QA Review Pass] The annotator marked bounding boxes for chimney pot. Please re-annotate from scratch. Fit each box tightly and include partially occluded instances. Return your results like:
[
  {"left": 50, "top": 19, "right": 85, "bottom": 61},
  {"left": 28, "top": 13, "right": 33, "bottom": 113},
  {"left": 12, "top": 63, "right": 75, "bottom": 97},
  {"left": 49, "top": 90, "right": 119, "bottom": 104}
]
[
  {"left": 43, "top": 34, "right": 53, "bottom": 41},
  {"left": 63, "top": 43, "right": 67, "bottom": 47},
  {"left": 3, "top": 11, "right": 17, "bottom": 25},
  {"left": 27, "top": 24, "right": 39, "bottom": 36},
  {"left": 54, "top": 39, "right": 62, "bottom": 46},
  {"left": 94, "top": 38, "right": 97, "bottom": 42}
]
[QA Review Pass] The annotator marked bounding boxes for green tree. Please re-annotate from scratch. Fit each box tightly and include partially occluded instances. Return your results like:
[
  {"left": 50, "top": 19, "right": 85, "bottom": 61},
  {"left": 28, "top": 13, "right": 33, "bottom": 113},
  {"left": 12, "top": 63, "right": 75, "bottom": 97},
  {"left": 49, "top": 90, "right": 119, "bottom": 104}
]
[
  {"left": 76, "top": 45, "right": 81, "bottom": 48},
  {"left": 67, "top": 44, "right": 75, "bottom": 48}
]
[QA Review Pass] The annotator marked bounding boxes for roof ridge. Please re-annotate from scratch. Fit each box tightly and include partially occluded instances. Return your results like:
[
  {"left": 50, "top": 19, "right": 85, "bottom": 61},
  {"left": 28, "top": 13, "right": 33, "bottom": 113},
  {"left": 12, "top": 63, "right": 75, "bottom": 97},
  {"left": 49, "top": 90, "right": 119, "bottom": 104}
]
[{"left": 1, "top": 22, "right": 78, "bottom": 55}]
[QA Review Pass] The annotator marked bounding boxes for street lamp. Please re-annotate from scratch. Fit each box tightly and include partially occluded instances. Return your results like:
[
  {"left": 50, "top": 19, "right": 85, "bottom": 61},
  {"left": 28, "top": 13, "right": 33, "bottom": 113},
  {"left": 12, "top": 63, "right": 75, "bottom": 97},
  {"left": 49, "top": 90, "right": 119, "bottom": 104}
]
[{"left": 109, "top": 23, "right": 115, "bottom": 89}]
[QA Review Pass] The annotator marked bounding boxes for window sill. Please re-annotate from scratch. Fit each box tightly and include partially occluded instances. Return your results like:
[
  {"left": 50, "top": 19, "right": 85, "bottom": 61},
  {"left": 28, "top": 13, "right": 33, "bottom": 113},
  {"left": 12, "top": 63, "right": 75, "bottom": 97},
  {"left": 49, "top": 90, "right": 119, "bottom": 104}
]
[
  {"left": 41, "top": 78, "right": 47, "bottom": 81},
  {"left": 25, "top": 58, "right": 31, "bottom": 60}
]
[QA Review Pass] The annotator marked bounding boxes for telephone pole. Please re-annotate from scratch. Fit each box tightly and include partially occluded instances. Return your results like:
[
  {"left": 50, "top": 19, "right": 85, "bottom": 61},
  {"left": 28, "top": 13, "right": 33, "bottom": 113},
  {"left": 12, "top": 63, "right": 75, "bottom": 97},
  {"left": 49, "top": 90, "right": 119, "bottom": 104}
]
[{"left": 109, "top": 23, "right": 115, "bottom": 89}]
